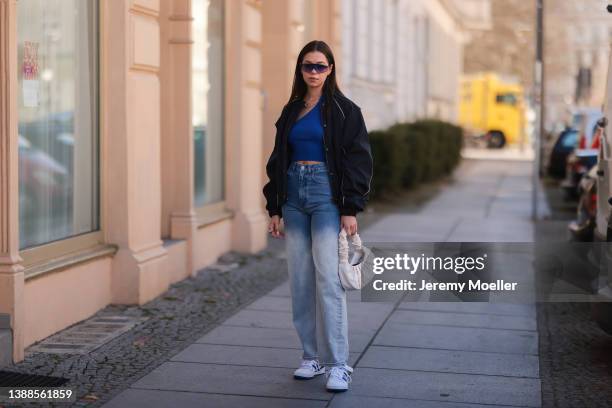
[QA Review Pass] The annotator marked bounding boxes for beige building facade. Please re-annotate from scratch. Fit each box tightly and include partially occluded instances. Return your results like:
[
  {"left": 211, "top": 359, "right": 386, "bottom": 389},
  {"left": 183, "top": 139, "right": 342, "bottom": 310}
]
[
  {"left": 0, "top": 0, "right": 340, "bottom": 364},
  {"left": 340, "top": 0, "right": 491, "bottom": 130}
]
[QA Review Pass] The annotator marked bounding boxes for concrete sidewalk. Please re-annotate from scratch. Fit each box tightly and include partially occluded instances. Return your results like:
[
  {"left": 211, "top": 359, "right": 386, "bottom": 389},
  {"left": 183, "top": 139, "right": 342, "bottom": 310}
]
[{"left": 103, "top": 159, "right": 542, "bottom": 408}]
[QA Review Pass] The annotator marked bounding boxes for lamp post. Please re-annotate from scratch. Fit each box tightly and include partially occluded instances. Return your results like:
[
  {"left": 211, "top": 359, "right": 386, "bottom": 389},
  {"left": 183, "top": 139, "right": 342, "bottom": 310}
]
[{"left": 532, "top": 0, "right": 544, "bottom": 221}]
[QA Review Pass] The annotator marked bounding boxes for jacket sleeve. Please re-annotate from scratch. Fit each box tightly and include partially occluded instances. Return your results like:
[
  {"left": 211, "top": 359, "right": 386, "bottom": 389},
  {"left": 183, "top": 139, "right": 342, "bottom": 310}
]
[
  {"left": 340, "top": 105, "right": 373, "bottom": 216},
  {"left": 262, "top": 112, "right": 284, "bottom": 218}
]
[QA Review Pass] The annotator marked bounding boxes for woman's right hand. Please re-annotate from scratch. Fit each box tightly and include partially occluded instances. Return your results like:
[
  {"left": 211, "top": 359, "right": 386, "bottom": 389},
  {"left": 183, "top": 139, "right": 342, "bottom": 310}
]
[{"left": 268, "top": 215, "right": 284, "bottom": 238}]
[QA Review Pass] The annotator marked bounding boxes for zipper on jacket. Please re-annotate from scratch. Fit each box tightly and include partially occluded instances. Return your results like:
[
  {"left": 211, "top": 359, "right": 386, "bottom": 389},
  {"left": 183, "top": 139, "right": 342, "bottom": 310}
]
[
  {"left": 320, "top": 100, "right": 336, "bottom": 204},
  {"left": 321, "top": 100, "right": 330, "bottom": 163}
]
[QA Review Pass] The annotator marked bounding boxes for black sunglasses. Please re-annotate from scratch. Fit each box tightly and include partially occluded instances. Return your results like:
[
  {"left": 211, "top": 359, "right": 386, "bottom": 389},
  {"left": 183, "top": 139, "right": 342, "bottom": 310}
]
[{"left": 301, "top": 63, "right": 330, "bottom": 74}]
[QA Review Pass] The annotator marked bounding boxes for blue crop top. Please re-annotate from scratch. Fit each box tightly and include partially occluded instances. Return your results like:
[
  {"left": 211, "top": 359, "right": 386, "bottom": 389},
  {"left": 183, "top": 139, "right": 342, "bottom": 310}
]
[{"left": 288, "top": 99, "right": 326, "bottom": 163}]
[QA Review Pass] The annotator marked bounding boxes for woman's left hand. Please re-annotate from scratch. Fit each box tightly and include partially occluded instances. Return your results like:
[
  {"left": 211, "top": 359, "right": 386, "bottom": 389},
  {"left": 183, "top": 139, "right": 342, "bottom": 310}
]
[{"left": 341, "top": 215, "right": 358, "bottom": 236}]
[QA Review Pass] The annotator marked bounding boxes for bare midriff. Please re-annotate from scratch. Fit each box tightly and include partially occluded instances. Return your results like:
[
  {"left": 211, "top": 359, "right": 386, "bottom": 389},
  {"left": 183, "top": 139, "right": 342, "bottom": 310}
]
[{"left": 295, "top": 160, "right": 323, "bottom": 164}]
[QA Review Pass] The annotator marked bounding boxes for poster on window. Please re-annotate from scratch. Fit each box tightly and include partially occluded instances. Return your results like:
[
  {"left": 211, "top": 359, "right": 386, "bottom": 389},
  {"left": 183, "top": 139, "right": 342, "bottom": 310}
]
[{"left": 22, "top": 41, "right": 40, "bottom": 108}]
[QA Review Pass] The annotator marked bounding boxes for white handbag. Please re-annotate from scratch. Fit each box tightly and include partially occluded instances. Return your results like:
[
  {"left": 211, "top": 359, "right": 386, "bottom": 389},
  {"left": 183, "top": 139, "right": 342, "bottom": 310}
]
[{"left": 338, "top": 229, "right": 374, "bottom": 290}]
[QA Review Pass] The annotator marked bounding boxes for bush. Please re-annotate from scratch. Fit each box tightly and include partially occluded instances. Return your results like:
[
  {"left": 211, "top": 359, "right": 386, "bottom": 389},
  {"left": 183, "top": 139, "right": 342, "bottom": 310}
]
[
  {"left": 368, "top": 119, "right": 463, "bottom": 200},
  {"left": 369, "top": 130, "right": 406, "bottom": 195},
  {"left": 387, "top": 124, "right": 426, "bottom": 188}
]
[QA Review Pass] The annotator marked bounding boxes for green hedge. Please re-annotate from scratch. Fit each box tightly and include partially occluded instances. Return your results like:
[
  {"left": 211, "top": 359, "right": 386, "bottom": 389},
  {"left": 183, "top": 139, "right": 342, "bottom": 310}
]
[{"left": 369, "top": 119, "right": 463, "bottom": 199}]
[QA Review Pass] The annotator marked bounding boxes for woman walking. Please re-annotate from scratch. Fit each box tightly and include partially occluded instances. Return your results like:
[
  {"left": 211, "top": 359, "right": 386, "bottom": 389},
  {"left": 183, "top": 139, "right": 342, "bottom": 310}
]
[{"left": 262, "top": 40, "right": 373, "bottom": 392}]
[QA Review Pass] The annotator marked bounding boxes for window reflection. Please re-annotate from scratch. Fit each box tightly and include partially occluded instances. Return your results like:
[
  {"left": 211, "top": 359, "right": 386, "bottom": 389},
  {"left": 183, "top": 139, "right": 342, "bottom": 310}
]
[
  {"left": 17, "top": 0, "right": 99, "bottom": 249},
  {"left": 193, "top": 0, "right": 225, "bottom": 207}
]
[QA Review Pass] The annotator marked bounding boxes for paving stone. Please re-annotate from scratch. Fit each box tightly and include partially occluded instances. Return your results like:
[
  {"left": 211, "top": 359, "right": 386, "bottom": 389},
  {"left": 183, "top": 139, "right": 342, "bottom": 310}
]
[
  {"left": 361, "top": 231, "right": 451, "bottom": 242},
  {"left": 373, "top": 323, "right": 538, "bottom": 355},
  {"left": 265, "top": 283, "right": 363, "bottom": 302},
  {"left": 232, "top": 304, "right": 394, "bottom": 331},
  {"left": 447, "top": 219, "right": 533, "bottom": 242},
  {"left": 223, "top": 310, "right": 294, "bottom": 329},
  {"left": 348, "top": 302, "right": 396, "bottom": 322},
  {"left": 102, "top": 388, "right": 326, "bottom": 408},
  {"left": 247, "top": 295, "right": 293, "bottom": 311},
  {"left": 196, "top": 325, "right": 375, "bottom": 353},
  {"left": 131, "top": 362, "right": 332, "bottom": 400},
  {"left": 347, "top": 367, "right": 540, "bottom": 407},
  {"left": 329, "top": 395, "right": 505, "bottom": 408},
  {"left": 358, "top": 345, "right": 539, "bottom": 378},
  {"left": 170, "top": 343, "right": 359, "bottom": 367},
  {"left": 388, "top": 310, "right": 537, "bottom": 331},
  {"left": 266, "top": 282, "right": 291, "bottom": 297},
  {"left": 397, "top": 301, "right": 536, "bottom": 317},
  {"left": 361, "top": 215, "right": 457, "bottom": 242},
  {"left": 195, "top": 325, "right": 301, "bottom": 349}
]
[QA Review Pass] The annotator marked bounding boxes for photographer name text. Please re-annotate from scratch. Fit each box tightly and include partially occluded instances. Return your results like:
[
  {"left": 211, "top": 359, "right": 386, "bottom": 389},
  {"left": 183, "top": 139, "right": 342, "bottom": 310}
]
[{"left": 372, "top": 279, "right": 518, "bottom": 292}]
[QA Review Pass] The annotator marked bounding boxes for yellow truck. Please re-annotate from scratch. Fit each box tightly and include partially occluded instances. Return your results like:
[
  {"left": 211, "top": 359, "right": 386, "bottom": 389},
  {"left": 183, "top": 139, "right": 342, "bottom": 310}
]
[{"left": 459, "top": 73, "right": 526, "bottom": 148}]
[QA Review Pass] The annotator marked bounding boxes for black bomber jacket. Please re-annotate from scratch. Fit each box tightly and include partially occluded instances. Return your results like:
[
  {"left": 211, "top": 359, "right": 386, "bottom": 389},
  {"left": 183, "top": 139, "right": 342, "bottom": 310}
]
[{"left": 263, "top": 91, "right": 373, "bottom": 218}]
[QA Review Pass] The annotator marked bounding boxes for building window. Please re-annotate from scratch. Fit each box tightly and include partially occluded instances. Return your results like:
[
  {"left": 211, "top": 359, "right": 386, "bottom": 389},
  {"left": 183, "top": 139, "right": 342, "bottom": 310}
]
[
  {"left": 192, "top": 0, "right": 225, "bottom": 207},
  {"left": 355, "top": 0, "right": 369, "bottom": 79},
  {"left": 496, "top": 93, "right": 518, "bottom": 106},
  {"left": 17, "top": 0, "right": 99, "bottom": 250},
  {"left": 370, "top": 0, "right": 382, "bottom": 82},
  {"left": 383, "top": 0, "right": 396, "bottom": 84}
]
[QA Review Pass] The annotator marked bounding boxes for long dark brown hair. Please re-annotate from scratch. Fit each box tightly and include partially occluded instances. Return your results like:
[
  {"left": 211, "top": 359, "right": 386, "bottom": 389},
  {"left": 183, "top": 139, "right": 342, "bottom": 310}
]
[{"left": 287, "top": 40, "right": 342, "bottom": 106}]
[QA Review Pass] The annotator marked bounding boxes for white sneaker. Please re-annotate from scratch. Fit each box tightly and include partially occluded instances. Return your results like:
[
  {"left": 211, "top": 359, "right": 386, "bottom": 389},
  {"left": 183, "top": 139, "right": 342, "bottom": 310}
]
[
  {"left": 325, "top": 365, "right": 353, "bottom": 392},
  {"left": 293, "top": 359, "right": 325, "bottom": 380}
]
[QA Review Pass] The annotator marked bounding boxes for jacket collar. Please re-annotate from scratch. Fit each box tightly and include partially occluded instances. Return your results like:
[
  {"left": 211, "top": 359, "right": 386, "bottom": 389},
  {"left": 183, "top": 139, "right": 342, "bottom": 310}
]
[{"left": 288, "top": 91, "right": 338, "bottom": 108}]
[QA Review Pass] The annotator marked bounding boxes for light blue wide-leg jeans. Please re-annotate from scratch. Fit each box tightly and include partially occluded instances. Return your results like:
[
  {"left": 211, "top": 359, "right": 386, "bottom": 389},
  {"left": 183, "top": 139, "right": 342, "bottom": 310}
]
[{"left": 282, "top": 161, "right": 349, "bottom": 367}]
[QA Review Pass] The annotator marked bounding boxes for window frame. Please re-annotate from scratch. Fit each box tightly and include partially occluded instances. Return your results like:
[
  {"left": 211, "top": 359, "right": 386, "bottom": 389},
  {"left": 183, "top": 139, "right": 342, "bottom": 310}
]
[
  {"left": 192, "top": 0, "right": 227, "bottom": 215},
  {"left": 19, "top": 0, "right": 104, "bottom": 269}
]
